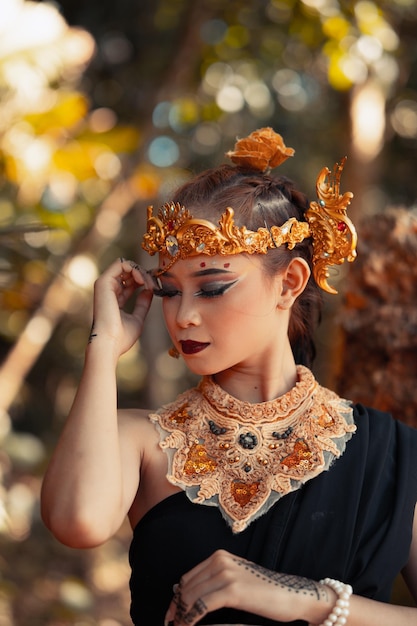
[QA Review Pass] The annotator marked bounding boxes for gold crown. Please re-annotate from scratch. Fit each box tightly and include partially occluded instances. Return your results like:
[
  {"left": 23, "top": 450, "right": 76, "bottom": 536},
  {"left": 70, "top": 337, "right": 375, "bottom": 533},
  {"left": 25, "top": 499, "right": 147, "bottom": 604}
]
[
  {"left": 142, "top": 203, "right": 310, "bottom": 263},
  {"left": 141, "top": 129, "right": 357, "bottom": 294}
]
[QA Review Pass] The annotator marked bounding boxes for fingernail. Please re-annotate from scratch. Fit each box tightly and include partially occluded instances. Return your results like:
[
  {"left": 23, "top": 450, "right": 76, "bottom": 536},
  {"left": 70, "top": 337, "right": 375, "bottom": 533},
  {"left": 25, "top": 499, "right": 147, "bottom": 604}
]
[{"left": 147, "top": 270, "right": 162, "bottom": 292}]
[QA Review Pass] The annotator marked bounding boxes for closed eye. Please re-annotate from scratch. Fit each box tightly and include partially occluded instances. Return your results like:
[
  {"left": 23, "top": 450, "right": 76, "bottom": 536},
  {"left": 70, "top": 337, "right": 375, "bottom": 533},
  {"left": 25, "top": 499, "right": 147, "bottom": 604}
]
[
  {"left": 153, "top": 280, "right": 238, "bottom": 299},
  {"left": 196, "top": 281, "right": 237, "bottom": 298}
]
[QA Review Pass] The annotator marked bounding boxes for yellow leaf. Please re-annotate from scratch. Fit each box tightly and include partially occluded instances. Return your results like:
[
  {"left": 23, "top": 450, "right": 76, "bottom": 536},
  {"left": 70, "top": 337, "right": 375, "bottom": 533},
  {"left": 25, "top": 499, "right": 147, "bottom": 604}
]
[
  {"left": 52, "top": 141, "right": 96, "bottom": 180},
  {"left": 328, "top": 54, "right": 354, "bottom": 91},
  {"left": 24, "top": 92, "right": 89, "bottom": 135},
  {"left": 78, "top": 126, "right": 140, "bottom": 154},
  {"left": 3, "top": 155, "right": 19, "bottom": 183},
  {"left": 323, "top": 16, "right": 351, "bottom": 41}
]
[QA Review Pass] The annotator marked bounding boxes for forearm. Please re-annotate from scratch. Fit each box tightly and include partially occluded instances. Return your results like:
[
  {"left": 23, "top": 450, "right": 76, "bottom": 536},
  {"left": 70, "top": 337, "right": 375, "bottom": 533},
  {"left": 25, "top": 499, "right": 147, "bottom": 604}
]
[
  {"left": 247, "top": 575, "right": 416, "bottom": 625},
  {"left": 233, "top": 557, "right": 417, "bottom": 625},
  {"left": 41, "top": 339, "right": 125, "bottom": 546},
  {"left": 275, "top": 575, "right": 417, "bottom": 626},
  {"left": 346, "top": 595, "right": 416, "bottom": 626}
]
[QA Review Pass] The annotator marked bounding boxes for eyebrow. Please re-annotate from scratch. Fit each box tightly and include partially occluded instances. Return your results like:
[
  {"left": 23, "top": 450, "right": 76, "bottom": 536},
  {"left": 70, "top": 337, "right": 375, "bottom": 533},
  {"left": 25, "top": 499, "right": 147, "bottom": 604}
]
[{"left": 163, "top": 267, "right": 233, "bottom": 279}]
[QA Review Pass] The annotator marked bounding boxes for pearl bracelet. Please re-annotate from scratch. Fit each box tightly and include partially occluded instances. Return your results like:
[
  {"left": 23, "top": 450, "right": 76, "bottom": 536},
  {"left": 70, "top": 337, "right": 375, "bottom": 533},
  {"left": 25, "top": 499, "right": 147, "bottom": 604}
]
[{"left": 310, "top": 577, "right": 353, "bottom": 626}]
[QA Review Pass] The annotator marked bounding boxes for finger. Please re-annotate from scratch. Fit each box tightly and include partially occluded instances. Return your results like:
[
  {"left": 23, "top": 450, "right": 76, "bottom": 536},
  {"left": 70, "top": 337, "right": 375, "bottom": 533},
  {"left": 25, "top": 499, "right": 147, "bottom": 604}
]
[
  {"left": 174, "top": 596, "right": 208, "bottom": 626},
  {"left": 114, "top": 261, "right": 149, "bottom": 304},
  {"left": 165, "top": 550, "right": 234, "bottom": 624},
  {"left": 164, "top": 562, "right": 220, "bottom": 625},
  {"left": 129, "top": 262, "right": 160, "bottom": 292},
  {"left": 115, "top": 273, "right": 135, "bottom": 307},
  {"left": 166, "top": 551, "right": 239, "bottom": 625},
  {"left": 172, "top": 576, "right": 241, "bottom": 626},
  {"left": 117, "top": 261, "right": 161, "bottom": 300},
  {"left": 177, "top": 549, "right": 230, "bottom": 593},
  {"left": 129, "top": 285, "right": 153, "bottom": 322},
  {"left": 94, "top": 259, "right": 133, "bottom": 299},
  {"left": 165, "top": 583, "right": 181, "bottom": 626}
]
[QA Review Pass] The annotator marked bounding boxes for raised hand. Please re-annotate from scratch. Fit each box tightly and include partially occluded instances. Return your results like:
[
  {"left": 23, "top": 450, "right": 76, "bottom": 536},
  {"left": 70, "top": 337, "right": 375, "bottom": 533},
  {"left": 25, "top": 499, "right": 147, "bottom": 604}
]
[{"left": 91, "top": 258, "right": 156, "bottom": 357}]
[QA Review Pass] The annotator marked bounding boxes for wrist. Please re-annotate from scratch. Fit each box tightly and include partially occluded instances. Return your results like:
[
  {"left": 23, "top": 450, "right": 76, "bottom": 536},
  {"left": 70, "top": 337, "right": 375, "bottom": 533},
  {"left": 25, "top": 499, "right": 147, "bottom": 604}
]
[
  {"left": 307, "top": 579, "right": 353, "bottom": 626},
  {"left": 85, "top": 331, "right": 121, "bottom": 366}
]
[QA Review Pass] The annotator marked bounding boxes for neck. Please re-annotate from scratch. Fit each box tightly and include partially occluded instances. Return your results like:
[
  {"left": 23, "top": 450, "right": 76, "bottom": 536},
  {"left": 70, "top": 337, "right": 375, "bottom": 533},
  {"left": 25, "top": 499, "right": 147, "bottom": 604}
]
[{"left": 212, "top": 343, "right": 299, "bottom": 403}]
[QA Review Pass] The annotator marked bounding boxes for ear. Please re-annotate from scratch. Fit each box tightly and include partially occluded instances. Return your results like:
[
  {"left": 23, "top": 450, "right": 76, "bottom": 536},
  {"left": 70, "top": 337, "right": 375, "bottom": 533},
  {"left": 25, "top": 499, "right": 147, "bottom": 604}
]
[{"left": 278, "top": 257, "right": 311, "bottom": 309}]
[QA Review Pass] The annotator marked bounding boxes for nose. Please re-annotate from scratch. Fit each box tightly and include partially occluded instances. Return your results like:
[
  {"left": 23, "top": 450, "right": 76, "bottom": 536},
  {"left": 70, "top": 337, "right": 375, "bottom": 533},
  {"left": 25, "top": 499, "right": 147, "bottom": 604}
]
[{"left": 175, "top": 294, "right": 201, "bottom": 328}]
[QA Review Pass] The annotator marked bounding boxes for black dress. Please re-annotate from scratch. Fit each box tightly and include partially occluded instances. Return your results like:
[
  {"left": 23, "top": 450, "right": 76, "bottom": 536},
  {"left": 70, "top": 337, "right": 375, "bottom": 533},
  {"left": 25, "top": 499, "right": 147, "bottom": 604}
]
[{"left": 129, "top": 405, "right": 417, "bottom": 625}]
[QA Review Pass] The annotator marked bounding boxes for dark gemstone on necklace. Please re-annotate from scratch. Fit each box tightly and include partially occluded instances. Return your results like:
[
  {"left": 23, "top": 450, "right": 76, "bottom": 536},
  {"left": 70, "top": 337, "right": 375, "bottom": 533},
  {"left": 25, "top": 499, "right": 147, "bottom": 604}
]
[
  {"left": 238, "top": 432, "right": 258, "bottom": 449},
  {"left": 208, "top": 420, "right": 227, "bottom": 436},
  {"left": 272, "top": 426, "right": 293, "bottom": 440}
]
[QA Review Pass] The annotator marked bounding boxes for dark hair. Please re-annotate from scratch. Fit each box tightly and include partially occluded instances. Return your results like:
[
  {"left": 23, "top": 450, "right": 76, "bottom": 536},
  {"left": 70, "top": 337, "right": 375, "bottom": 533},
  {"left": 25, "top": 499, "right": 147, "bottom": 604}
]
[{"left": 172, "top": 164, "right": 322, "bottom": 368}]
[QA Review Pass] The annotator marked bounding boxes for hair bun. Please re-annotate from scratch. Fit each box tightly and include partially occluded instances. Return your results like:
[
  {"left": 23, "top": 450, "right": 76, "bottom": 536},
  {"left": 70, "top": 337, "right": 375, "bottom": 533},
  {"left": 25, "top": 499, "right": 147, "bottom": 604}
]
[{"left": 226, "top": 127, "right": 295, "bottom": 172}]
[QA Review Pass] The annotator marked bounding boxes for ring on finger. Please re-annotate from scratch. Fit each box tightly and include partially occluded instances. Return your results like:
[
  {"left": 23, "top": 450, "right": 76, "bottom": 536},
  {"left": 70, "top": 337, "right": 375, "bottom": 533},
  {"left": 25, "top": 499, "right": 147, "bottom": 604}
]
[{"left": 119, "top": 274, "right": 127, "bottom": 287}]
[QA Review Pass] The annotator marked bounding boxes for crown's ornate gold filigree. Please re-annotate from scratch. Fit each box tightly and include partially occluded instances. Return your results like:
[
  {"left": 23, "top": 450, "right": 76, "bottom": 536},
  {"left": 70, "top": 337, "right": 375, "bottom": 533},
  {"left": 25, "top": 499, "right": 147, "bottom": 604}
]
[
  {"left": 141, "top": 129, "right": 357, "bottom": 294},
  {"left": 305, "top": 157, "right": 357, "bottom": 294},
  {"left": 226, "top": 127, "right": 294, "bottom": 172},
  {"left": 142, "top": 202, "right": 310, "bottom": 275}
]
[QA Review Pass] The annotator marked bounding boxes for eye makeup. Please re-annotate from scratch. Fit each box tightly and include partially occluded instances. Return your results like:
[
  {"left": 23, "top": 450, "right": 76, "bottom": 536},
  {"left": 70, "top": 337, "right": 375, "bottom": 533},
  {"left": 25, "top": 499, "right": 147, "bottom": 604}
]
[
  {"left": 150, "top": 262, "right": 241, "bottom": 298},
  {"left": 195, "top": 280, "right": 238, "bottom": 298},
  {"left": 153, "top": 279, "right": 239, "bottom": 299}
]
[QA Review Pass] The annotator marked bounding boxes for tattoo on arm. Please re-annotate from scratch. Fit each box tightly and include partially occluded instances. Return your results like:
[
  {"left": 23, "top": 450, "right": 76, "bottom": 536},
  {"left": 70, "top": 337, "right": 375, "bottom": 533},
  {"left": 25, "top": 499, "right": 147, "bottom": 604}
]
[
  {"left": 232, "top": 557, "right": 328, "bottom": 601},
  {"left": 88, "top": 320, "right": 97, "bottom": 343}
]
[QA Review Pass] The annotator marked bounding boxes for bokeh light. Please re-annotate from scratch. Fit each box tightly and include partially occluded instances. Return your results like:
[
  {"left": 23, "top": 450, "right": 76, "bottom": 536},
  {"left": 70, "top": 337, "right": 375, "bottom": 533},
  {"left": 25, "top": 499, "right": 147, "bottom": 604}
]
[
  {"left": 391, "top": 99, "right": 417, "bottom": 138},
  {"left": 67, "top": 255, "right": 98, "bottom": 288},
  {"left": 148, "top": 135, "right": 180, "bottom": 167}
]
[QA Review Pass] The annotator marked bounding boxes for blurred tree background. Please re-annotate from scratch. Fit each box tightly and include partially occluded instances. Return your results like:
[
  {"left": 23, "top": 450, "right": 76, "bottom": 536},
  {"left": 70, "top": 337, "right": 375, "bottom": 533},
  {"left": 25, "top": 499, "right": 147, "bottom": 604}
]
[{"left": 0, "top": 0, "right": 416, "bottom": 624}]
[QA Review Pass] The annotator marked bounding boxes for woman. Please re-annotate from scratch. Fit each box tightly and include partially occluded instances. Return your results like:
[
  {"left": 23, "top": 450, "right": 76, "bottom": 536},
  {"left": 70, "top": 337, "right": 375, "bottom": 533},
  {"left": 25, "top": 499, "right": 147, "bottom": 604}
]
[{"left": 41, "top": 128, "right": 417, "bottom": 626}]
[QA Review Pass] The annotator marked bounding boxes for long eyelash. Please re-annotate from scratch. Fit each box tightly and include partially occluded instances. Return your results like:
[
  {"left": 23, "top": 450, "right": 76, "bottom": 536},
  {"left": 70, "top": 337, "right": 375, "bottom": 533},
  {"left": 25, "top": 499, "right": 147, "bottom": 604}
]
[
  {"left": 153, "top": 288, "right": 178, "bottom": 298},
  {"left": 198, "top": 286, "right": 229, "bottom": 298},
  {"left": 198, "top": 280, "right": 238, "bottom": 298},
  {"left": 153, "top": 280, "right": 237, "bottom": 299}
]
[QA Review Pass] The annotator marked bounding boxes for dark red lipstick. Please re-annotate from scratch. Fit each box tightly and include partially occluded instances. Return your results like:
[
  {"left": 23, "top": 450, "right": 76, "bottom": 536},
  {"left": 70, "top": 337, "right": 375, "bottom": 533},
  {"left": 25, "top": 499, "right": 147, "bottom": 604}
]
[{"left": 180, "top": 340, "right": 210, "bottom": 355}]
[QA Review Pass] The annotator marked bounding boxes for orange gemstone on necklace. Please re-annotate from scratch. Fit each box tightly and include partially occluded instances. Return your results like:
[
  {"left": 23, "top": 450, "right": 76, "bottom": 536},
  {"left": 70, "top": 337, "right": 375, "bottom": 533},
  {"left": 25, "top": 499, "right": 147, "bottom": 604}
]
[
  {"left": 281, "top": 439, "right": 312, "bottom": 469},
  {"left": 169, "top": 404, "right": 192, "bottom": 424},
  {"left": 184, "top": 443, "right": 217, "bottom": 475},
  {"left": 231, "top": 481, "right": 260, "bottom": 506}
]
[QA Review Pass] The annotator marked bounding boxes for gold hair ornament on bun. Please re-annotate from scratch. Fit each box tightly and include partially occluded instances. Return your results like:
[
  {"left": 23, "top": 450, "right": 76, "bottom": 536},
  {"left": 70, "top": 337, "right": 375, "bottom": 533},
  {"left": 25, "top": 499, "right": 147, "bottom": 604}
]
[
  {"left": 226, "top": 126, "right": 295, "bottom": 171},
  {"left": 141, "top": 128, "right": 357, "bottom": 294}
]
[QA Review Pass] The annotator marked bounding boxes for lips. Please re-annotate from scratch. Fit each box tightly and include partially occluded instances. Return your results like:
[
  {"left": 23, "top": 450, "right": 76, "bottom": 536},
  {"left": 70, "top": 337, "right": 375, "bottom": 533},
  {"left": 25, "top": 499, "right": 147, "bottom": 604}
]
[{"left": 180, "top": 340, "right": 210, "bottom": 355}]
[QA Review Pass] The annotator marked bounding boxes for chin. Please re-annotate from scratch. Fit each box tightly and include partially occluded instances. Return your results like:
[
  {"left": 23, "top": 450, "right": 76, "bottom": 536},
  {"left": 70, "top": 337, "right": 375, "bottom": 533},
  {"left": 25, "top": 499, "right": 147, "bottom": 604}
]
[{"left": 183, "top": 359, "right": 219, "bottom": 378}]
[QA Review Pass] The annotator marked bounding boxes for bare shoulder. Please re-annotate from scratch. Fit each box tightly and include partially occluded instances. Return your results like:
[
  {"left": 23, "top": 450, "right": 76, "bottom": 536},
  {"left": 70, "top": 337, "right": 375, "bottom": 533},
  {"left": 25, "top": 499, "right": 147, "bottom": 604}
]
[
  {"left": 117, "top": 407, "right": 159, "bottom": 443},
  {"left": 117, "top": 406, "right": 180, "bottom": 526},
  {"left": 118, "top": 406, "right": 155, "bottom": 423}
]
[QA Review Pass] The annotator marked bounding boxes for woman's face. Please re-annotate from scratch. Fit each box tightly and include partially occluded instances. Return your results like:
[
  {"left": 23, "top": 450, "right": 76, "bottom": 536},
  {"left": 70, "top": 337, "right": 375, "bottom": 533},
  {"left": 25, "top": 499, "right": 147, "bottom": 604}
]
[{"left": 155, "top": 253, "right": 290, "bottom": 377}]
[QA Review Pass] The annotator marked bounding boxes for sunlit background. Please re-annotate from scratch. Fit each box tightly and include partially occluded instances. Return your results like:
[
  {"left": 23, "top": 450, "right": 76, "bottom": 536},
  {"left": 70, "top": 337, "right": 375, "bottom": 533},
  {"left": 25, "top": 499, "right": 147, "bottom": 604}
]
[{"left": 0, "top": 0, "right": 417, "bottom": 624}]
